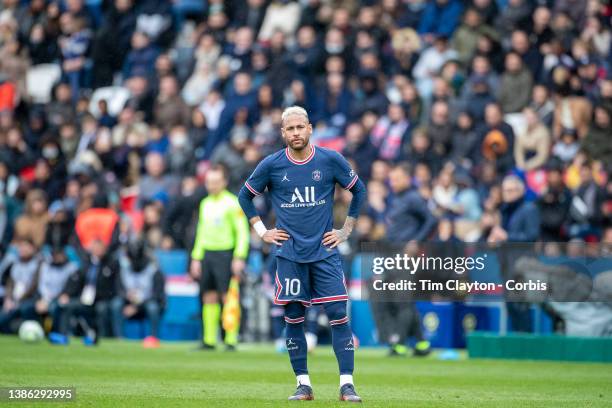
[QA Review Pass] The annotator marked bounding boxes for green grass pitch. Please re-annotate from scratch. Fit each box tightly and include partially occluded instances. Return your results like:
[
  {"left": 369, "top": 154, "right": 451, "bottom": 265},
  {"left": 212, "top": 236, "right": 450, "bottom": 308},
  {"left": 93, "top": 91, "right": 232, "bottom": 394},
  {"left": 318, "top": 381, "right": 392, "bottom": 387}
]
[{"left": 1, "top": 336, "right": 611, "bottom": 407}]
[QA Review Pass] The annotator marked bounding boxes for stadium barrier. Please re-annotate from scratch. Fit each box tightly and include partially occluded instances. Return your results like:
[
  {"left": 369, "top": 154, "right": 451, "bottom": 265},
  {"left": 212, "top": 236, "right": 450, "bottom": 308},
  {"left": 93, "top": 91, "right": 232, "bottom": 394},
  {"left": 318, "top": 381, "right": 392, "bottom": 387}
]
[{"left": 468, "top": 332, "right": 612, "bottom": 362}]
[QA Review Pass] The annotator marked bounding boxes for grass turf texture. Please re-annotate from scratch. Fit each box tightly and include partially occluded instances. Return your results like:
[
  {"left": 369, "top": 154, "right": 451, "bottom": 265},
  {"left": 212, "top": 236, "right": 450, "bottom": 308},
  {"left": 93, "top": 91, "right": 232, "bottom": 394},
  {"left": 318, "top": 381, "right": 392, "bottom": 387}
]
[{"left": 1, "top": 336, "right": 611, "bottom": 407}]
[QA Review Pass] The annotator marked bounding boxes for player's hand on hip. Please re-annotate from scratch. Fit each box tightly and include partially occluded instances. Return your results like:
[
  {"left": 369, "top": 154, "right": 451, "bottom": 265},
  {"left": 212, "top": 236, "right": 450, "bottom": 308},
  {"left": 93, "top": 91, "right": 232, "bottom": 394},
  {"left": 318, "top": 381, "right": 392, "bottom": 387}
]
[
  {"left": 262, "top": 229, "right": 290, "bottom": 246},
  {"left": 322, "top": 228, "right": 349, "bottom": 248},
  {"left": 189, "top": 259, "right": 202, "bottom": 280}
]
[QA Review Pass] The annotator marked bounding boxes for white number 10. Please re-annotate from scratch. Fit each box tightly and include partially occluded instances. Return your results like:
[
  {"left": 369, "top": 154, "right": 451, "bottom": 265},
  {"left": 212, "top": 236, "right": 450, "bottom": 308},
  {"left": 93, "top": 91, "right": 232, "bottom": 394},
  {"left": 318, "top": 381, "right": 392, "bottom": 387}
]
[{"left": 284, "top": 278, "right": 301, "bottom": 296}]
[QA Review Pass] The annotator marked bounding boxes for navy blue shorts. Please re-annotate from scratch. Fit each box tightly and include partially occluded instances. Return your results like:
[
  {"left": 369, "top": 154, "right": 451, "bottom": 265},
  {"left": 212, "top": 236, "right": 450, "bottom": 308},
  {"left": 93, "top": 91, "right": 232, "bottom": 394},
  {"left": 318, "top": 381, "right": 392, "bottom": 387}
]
[{"left": 274, "top": 254, "right": 348, "bottom": 306}]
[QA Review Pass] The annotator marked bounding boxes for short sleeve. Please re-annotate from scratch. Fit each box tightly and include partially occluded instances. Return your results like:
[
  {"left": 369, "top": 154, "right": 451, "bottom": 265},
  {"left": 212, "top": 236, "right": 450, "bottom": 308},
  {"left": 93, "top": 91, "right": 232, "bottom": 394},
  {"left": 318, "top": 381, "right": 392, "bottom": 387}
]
[
  {"left": 244, "top": 157, "right": 270, "bottom": 196},
  {"left": 332, "top": 151, "right": 359, "bottom": 190}
]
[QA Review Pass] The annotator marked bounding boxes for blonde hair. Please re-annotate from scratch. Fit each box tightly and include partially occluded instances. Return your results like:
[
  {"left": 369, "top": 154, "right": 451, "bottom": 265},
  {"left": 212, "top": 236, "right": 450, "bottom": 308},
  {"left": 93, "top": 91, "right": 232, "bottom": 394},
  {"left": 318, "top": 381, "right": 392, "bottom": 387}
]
[{"left": 281, "top": 106, "right": 309, "bottom": 126}]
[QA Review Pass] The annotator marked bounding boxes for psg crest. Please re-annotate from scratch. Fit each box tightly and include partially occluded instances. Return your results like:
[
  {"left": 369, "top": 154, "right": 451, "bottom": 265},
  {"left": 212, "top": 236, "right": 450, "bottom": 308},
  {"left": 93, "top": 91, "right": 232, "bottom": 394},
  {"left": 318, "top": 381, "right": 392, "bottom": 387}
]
[{"left": 312, "top": 169, "right": 322, "bottom": 181}]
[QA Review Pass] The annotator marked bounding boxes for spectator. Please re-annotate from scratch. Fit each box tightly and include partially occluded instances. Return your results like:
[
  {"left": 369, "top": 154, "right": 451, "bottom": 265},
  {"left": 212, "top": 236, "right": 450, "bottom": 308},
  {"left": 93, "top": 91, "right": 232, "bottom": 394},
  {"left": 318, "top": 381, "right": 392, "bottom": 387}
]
[
  {"left": 488, "top": 175, "right": 540, "bottom": 332},
  {"left": 57, "top": 238, "right": 120, "bottom": 338},
  {"left": 45, "top": 201, "right": 75, "bottom": 249},
  {"left": 74, "top": 193, "right": 120, "bottom": 257},
  {"left": 450, "top": 111, "right": 479, "bottom": 168},
  {"left": 13, "top": 189, "right": 49, "bottom": 249},
  {"left": 581, "top": 106, "right": 612, "bottom": 165},
  {"left": 364, "top": 180, "right": 388, "bottom": 236},
  {"left": 351, "top": 71, "right": 389, "bottom": 117},
  {"left": 312, "top": 72, "right": 352, "bottom": 135},
  {"left": 0, "top": 127, "right": 36, "bottom": 175},
  {"left": 210, "top": 128, "right": 252, "bottom": 193},
  {"left": 451, "top": 8, "right": 498, "bottom": 64},
  {"left": 207, "top": 72, "right": 258, "bottom": 157},
  {"left": 461, "top": 74, "right": 496, "bottom": 123},
  {"left": 569, "top": 162, "right": 605, "bottom": 238},
  {"left": 530, "top": 7, "right": 554, "bottom": 51},
  {"left": 497, "top": 52, "right": 533, "bottom": 113},
  {"left": 552, "top": 128, "right": 580, "bottom": 164},
  {"left": 370, "top": 104, "right": 410, "bottom": 162},
  {"left": 406, "top": 128, "right": 438, "bottom": 176},
  {"left": 552, "top": 67, "right": 593, "bottom": 139},
  {"left": 488, "top": 175, "right": 540, "bottom": 244},
  {"left": 34, "top": 246, "right": 79, "bottom": 334},
  {"left": 59, "top": 15, "right": 92, "bottom": 103},
  {"left": 91, "top": 0, "right": 137, "bottom": 87},
  {"left": 162, "top": 176, "right": 205, "bottom": 249},
  {"left": 388, "top": 28, "right": 419, "bottom": 77},
  {"left": 495, "top": 0, "right": 532, "bottom": 41},
  {"left": 554, "top": 0, "right": 587, "bottom": 29},
  {"left": 469, "top": 0, "right": 498, "bottom": 26},
  {"left": 154, "top": 75, "right": 191, "bottom": 131},
  {"left": 426, "top": 100, "right": 453, "bottom": 160},
  {"left": 233, "top": 0, "right": 267, "bottom": 34},
  {"left": 142, "top": 201, "right": 165, "bottom": 249},
  {"left": 581, "top": 15, "right": 611, "bottom": 60},
  {"left": 182, "top": 63, "right": 217, "bottom": 107},
  {"left": 138, "top": 152, "right": 180, "bottom": 208},
  {"left": 342, "top": 122, "right": 378, "bottom": 182},
  {"left": 122, "top": 31, "right": 159, "bottom": 81},
  {"left": 418, "top": 0, "right": 463, "bottom": 40},
  {"left": 385, "top": 163, "right": 437, "bottom": 243},
  {"left": 287, "top": 25, "right": 323, "bottom": 81},
  {"left": 412, "top": 36, "right": 458, "bottom": 101},
  {"left": 199, "top": 89, "right": 225, "bottom": 134},
  {"left": 452, "top": 172, "right": 482, "bottom": 237},
  {"left": 113, "top": 239, "right": 165, "bottom": 346},
  {"left": 166, "top": 125, "right": 196, "bottom": 176},
  {"left": 0, "top": 238, "right": 41, "bottom": 333},
  {"left": 529, "top": 84, "right": 555, "bottom": 127},
  {"left": 514, "top": 107, "right": 551, "bottom": 171},
  {"left": 432, "top": 167, "right": 458, "bottom": 216},
  {"left": 510, "top": 29, "right": 543, "bottom": 82},
  {"left": 538, "top": 162, "right": 572, "bottom": 241},
  {"left": 478, "top": 103, "right": 515, "bottom": 174}
]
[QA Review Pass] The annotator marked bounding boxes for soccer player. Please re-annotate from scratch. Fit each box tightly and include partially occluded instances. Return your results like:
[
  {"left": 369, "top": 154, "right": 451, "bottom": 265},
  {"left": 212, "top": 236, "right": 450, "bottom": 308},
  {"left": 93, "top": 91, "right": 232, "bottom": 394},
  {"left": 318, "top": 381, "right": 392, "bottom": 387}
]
[{"left": 238, "top": 106, "right": 366, "bottom": 402}]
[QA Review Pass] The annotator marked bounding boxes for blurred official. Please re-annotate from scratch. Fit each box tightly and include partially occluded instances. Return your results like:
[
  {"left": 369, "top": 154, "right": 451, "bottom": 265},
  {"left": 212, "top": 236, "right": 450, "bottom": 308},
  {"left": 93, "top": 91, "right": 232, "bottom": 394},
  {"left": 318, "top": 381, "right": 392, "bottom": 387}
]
[{"left": 190, "top": 165, "right": 249, "bottom": 350}]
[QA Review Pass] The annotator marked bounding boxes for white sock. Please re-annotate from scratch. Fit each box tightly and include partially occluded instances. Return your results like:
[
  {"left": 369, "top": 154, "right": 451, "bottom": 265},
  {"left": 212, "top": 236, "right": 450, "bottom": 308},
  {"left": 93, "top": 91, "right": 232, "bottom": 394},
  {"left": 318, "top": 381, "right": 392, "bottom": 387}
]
[
  {"left": 340, "top": 374, "right": 353, "bottom": 386},
  {"left": 296, "top": 375, "right": 311, "bottom": 387}
]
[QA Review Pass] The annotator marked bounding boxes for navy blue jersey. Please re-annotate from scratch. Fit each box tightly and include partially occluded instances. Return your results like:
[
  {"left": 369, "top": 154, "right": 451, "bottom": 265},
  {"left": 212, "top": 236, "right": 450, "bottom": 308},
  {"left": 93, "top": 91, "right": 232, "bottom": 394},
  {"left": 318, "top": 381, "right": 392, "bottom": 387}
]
[{"left": 244, "top": 146, "right": 359, "bottom": 262}]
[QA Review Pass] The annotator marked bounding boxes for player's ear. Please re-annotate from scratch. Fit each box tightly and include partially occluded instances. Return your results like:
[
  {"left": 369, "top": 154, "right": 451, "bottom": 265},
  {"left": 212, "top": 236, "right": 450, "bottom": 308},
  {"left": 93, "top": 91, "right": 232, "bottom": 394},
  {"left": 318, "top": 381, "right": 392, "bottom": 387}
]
[{"left": 307, "top": 123, "right": 313, "bottom": 134}]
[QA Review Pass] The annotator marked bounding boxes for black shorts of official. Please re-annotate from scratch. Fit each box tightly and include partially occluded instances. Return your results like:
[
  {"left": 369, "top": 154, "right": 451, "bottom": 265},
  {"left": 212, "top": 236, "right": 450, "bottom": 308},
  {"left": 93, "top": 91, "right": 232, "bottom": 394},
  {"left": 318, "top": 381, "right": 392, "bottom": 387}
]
[{"left": 199, "top": 250, "right": 233, "bottom": 294}]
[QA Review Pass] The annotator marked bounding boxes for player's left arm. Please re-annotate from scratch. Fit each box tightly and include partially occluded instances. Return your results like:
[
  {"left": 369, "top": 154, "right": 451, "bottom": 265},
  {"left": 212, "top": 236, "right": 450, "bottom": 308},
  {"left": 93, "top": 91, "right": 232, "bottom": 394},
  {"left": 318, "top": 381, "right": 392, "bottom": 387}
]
[{"left": 323, "top": 153, "right": 367, "bottom": 248}]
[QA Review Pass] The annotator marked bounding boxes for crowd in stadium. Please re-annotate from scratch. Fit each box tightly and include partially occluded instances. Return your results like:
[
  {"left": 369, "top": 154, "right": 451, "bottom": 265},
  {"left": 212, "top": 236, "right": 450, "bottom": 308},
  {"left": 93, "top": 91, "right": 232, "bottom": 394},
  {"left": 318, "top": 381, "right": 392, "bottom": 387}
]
[{"left": 1, "top": 0, "right": 612, "bottom": 340}]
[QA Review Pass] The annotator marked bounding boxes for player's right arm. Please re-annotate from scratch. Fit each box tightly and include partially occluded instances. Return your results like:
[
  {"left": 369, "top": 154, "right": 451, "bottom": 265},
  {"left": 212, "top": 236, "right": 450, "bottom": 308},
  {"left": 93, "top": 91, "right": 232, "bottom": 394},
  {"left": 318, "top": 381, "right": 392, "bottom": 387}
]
[{"left": 237, "top": 157, "right": 290, "bottom": 246}]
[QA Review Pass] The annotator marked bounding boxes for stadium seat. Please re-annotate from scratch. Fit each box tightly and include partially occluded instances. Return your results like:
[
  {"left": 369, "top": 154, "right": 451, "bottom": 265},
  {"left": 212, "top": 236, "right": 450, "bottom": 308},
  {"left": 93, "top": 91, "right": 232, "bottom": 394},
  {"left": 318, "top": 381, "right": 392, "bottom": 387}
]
[
  {"left": 153, "top": 250, "right": 200, "bottom": 340},
  {"left": 88, "top": 86, "right": 131, "bottom": 118},
  {"left": 155, "top": 250, "right": 189, "bottom": 276},
  {"left": 26, "top": 64, "right": 62, "bottom": 103}
]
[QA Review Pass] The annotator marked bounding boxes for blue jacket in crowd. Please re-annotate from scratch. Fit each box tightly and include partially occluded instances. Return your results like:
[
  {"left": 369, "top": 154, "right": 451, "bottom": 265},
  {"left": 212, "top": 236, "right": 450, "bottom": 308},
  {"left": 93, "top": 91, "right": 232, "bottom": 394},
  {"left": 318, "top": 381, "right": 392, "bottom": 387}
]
[
  {"left": 384, "top": 188, "right": 438, "bottom": 243},
  {"left": 418, "top": 0, "right": 464, "bottom": 38},
  {"left": 501, "top": 198, "right": 540, "bottom": 242}
]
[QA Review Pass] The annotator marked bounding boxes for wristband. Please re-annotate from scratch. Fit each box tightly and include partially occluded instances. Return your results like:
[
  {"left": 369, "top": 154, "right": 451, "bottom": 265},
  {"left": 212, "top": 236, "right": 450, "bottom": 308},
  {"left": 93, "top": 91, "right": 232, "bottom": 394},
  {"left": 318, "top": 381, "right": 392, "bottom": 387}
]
[{"left": 254, "top": 221, "right": 267, "bottom": 237}]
